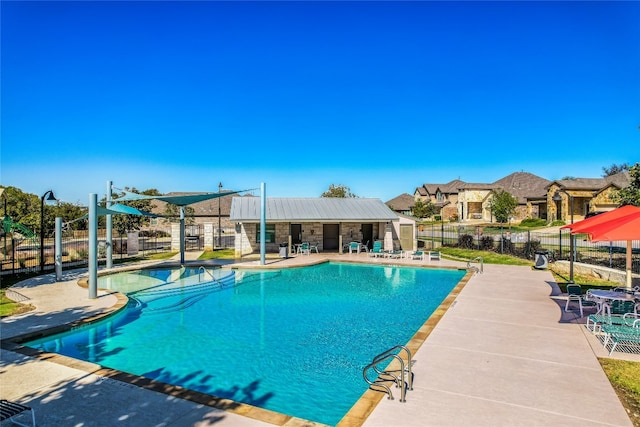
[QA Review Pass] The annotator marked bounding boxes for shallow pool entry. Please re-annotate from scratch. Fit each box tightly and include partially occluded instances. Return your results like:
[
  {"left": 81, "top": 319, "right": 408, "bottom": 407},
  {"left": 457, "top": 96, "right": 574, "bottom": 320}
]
[{"left": 26, "top": 263, "right": 465, "bottom": 426}]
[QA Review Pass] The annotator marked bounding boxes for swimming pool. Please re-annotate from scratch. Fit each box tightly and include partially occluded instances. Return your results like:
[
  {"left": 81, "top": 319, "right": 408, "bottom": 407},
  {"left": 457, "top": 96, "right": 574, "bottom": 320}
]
[{"left": 25, "top": 262, "right": 465, "bottom": 426}]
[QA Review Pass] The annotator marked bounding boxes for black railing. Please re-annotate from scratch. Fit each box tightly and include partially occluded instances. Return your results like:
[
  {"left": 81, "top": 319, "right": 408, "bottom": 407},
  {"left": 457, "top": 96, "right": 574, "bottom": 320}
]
[
  {"left": 418, "top": 224, "right": 640, "bottom": 275},
  {"left": 0, "top": 232, "right": 173, "bottom": 276}
]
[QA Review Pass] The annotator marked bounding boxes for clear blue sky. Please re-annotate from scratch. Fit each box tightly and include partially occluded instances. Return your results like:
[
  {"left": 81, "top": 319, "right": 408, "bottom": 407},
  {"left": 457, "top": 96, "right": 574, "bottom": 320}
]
[{"left": 2, "top": 1, "right": 639, "bottom": 205}]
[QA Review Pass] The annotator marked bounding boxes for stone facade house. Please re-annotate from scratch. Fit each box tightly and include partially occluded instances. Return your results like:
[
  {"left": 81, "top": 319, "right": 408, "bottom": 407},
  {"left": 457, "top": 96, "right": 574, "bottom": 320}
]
[
  {"left": 413, "top": 170, "right": 630, "bottom": 224},
  {"left": 230, "top": 197, "right": 417, "bottom": 257},
  {"left": 413, "top": 179, "right": 465, "bottom": 221},
  {"left": 414, "top": 172, "right": 549, "bottom": 222},
  {"left": 545, "top": 172, "right": 630, "bottom": 223}
]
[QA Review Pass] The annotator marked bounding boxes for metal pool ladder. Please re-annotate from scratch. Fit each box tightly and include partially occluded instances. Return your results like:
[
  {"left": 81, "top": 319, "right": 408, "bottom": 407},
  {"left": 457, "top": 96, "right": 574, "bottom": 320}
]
[
  {"left": 467, "top": 256, "right": 483, "bottom": 274},
  {"left": 363, "top": 345, "right": 414, "bottom": 402},
  {"left": 198, "top": 266, "right": 223, "bottom": 287}
]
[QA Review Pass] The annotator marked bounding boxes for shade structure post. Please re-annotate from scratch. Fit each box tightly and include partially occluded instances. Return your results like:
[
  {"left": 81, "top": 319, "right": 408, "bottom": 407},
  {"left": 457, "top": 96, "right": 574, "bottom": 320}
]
[
  {"left": 260, "top": 182, "right": 266, "bottom": 266},
  {"left": 55, "top": 217, "right": 62, "bottom": 281},
  {"left": 180, "top": 206, "right": 185, "bottom": 264},
  {"left": 88, "top": 193, "right": 98, "bottom": 299},
  {"left": 106, "top": 180, "right": 113, "bottom": 269},
  {"left": 627, "top": 240, "right": 633, "bottom": 288}
]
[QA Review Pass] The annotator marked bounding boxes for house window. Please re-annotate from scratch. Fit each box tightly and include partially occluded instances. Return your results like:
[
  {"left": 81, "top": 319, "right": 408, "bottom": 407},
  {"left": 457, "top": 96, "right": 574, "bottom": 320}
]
[
  {"left": 256, "top": 224, "right": 276, "bottom": 243},
  {"left": 436, "top": 191, "right": 443, "bottom": 202}
]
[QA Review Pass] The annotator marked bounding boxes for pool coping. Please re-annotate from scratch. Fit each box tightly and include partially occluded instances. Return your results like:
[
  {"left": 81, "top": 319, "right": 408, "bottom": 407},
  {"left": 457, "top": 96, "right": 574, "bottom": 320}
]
[{"left": 2, "top": 257, "right": 473, "bottom": 427}]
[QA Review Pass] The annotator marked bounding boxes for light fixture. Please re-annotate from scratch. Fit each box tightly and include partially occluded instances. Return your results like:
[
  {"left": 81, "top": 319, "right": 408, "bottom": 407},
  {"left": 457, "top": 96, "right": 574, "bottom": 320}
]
[
  {"left": 40, "top": 190, "right": 57, "bottom": 272},
  {"left": 554, "top": 189, "right": 575, "bottom": 283}
]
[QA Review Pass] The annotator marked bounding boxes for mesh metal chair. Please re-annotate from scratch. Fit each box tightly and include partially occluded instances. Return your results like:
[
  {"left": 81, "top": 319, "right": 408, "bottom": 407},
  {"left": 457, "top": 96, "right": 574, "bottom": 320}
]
[{"left": 564, "top": 284, "right": 597, "bottom": 317}]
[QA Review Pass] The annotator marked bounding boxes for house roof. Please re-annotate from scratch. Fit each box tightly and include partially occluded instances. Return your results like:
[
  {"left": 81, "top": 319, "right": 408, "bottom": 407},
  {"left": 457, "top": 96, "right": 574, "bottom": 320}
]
[
  {"left": 230, "top": 197, "right": 399, "bottom": 222},
  {"left": 386, "top": 193, "right": 415, "bottom": 211},
  {"left": 492, "top": 172, "right": 550, "bottom": 202},
  {"left": 416, "top": 172, "right": 550, "bottom": 203},
  {"left": 548, "top": 171, "right": 630, "bottom": 192},
  {"left": 415, "top": 179, "right": 467, "bottom": 196}
]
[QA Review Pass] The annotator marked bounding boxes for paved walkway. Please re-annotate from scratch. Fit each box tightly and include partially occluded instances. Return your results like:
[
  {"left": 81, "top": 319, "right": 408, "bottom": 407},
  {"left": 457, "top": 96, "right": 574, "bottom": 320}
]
[{"left": 1, "top": 252, "right": 636, "bottom": 426}]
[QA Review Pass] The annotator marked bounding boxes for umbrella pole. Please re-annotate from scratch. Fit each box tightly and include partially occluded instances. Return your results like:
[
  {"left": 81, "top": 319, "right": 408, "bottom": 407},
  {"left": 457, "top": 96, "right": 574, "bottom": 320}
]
[{"left": 626, "top": 240, "right": 632, "bottom": 289}]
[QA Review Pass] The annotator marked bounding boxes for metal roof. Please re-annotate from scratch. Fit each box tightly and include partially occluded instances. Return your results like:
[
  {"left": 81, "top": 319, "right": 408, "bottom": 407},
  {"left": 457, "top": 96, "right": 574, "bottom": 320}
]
[{"left": 230, "top": 197, "right": 399, "bottom": 222}]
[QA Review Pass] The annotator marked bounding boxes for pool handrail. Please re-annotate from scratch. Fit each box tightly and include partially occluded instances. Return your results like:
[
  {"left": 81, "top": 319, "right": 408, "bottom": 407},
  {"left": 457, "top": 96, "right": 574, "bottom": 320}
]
[
  {"left": 363, "top": 344, "right": 413, "bottom": 402},
  {"left": 198, "top": 266, "right": 224, "bottom": 287}
]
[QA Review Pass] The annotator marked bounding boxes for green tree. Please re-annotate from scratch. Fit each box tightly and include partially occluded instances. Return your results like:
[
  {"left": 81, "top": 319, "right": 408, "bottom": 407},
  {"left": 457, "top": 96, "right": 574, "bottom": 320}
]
[
  {"left": 603, "top": 163, "right": 630, "bottom": 177},
  {"left": 163, "top": 203, "right": 196, "bottom": 225},
  {"left": 613, "top": 162, "right": 640, "bottom": 206},
  {"left": 412, "top": 198, "right": 436, "bottom": 219},
  {"left": 321, "top": 184, "right": 357, "bottom": 198},
  {"left": 1, "top": 187, "right": 37, "bottom": 231},
  {"left": 110, "top": 187, "right": 160, "bottom": 235},
  {"left": 489, "top": 189, "right": 518, "bottom": 224},
  {"left": 50, "top": 202, "right": 87, "bottom": 231}
]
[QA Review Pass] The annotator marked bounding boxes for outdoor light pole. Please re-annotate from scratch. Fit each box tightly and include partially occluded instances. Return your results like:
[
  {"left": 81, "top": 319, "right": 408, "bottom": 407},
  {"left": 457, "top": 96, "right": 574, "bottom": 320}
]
[
  {"left": 40, "top": 190, "right": 57, "bottom": 272},
  {"left": 218, "top": 182, "right": 222, "bottom": 248},
  {"left": 554, "top": 189, "right": 575, "bottom": 283}
]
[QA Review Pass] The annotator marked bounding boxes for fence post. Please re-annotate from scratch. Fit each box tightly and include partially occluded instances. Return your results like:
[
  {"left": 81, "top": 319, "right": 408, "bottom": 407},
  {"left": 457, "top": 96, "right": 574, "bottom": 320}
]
[{"left": 558, "top": 229, "right": 563, "bottom": 259}]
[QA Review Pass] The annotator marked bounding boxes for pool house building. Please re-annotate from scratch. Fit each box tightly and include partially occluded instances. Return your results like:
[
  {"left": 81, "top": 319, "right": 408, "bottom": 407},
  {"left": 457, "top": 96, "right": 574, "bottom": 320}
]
[{"left": 230, "top": 197, "right": 417, "bottom": 257}]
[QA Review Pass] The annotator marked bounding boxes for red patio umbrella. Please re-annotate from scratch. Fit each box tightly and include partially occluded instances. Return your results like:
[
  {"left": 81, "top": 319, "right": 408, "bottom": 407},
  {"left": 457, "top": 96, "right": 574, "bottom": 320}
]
[
  {"left": 561, "top": 205, "right": 640, "bottom": 234},
  {"left": 563, "top": 205, "right": 640, "bottom": 288}
]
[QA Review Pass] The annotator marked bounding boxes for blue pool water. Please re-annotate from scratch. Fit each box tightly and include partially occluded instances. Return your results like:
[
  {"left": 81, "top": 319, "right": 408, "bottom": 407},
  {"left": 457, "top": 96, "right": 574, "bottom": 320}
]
[{"left": 26, "top": 262, "right": 465, "bottom": 426}]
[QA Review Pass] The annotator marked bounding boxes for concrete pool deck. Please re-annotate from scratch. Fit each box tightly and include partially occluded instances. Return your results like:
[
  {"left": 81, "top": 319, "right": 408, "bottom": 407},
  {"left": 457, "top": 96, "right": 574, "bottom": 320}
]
[{"left": 1, "top": 251, "right": 637, "bottom": 426}]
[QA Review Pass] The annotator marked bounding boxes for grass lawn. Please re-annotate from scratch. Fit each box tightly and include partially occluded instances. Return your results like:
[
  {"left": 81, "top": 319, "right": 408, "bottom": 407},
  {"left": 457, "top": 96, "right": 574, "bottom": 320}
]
[{"left": 600, "top": 359, "right": 640, "bottom": 427}]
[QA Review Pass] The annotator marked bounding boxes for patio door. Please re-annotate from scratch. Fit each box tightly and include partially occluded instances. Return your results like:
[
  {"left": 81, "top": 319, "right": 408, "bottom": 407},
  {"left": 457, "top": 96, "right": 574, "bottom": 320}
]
[
  {"left": 399, "top": 224, "right": 413, "bottom": 250},
  {"left": 361, "top": 223, "right": 373, "bottom": 249},
  {"left": 291, "top": 224, "right": 302, "bottom": 244},
  {"left": 323, "top": 224, "right": 339, "bottom": 250}
]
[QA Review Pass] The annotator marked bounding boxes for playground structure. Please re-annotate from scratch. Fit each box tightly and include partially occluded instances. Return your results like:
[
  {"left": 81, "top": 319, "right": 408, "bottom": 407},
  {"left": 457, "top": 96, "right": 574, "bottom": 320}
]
[{"left": 2, "top": 215, "right": 39, "bottom": 270}]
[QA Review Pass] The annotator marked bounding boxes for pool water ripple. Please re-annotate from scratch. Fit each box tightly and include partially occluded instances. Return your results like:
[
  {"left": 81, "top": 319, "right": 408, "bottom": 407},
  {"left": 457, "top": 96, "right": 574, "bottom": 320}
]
[{"left": 26, "top": 262, "right": 464, "bottom": 426}]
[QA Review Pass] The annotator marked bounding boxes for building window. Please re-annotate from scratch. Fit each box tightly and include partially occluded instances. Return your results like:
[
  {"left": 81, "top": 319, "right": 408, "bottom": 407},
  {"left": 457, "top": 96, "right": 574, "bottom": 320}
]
[
  {"left": 436, "top": 190, "right": 443, "bottom": 202},
  {"left": 256, "top": 224, "right": 276, "bottom": 243}
]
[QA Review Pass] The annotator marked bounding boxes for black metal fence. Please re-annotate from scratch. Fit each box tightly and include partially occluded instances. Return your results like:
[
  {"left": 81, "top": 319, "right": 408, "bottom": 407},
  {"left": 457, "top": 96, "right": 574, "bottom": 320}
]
[
  {"left": 418, "top": 224, "right": 640, "bottom": 275},
  {"left": 0, "top": 230, "right": 175, "bottom": 276},
  {"left": 1, "top": 225, "right": 237, "bottom": 276}
]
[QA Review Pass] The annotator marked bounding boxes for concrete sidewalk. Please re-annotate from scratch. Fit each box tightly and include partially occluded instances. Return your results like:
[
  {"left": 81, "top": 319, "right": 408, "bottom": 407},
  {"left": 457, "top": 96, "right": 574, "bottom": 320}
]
[
  {"left": 1, "top": 255, "right": 636, "bottom": 426},
  {"left": 362, "top": 263, "right": 636, "bottom": 427}
]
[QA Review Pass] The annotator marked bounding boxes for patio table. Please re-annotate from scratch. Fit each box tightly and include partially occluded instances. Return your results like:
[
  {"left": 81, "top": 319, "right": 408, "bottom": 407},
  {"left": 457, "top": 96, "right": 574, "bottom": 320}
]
[{"left": 588, "top": 290, "right": 636, "bottom": 314}]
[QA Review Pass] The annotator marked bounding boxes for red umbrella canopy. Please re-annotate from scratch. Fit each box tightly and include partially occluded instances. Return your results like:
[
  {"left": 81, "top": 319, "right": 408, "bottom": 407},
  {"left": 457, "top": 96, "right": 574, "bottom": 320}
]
[
  {"left": 563, "top": 205, "right": 640, "bottom": 289},
  {"left": 561, "top": 205, "right": 640, "bottom": 235},
  {"left": 575, "top": 213, "right": 640, "bottom": 242}
]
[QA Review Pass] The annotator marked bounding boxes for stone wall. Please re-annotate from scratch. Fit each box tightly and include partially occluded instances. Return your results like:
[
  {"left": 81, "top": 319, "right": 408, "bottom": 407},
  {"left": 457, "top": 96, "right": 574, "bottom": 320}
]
[{"left": 552, "top": 260, "right": 639, "bottom": 287}]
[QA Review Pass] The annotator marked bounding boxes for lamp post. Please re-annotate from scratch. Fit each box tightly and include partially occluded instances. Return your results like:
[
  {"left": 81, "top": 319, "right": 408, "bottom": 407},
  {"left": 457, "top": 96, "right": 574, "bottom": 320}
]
[
  {"left": 40, "top": 190, "right": 57, "bottom": 272},
  {"left": 553, "top": 189, "right": 574, "bottom": 283},
  {"left": 218, "top": 182, "right": 223, "bottom": 248}
]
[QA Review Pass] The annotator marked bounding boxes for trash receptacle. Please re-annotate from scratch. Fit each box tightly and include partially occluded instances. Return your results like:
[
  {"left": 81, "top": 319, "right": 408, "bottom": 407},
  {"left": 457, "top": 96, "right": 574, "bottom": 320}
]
[
  {"left": 534, "top": 249, "right": 548, "bottom": 270},
  {"left": 279, "top": 243, "right": 288, "bottom": 258}
]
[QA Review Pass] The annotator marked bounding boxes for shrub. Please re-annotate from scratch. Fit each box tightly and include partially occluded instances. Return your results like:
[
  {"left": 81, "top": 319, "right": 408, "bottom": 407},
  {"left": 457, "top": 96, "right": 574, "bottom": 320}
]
[
  {"left": 498, "top": 237, "right": 515, "bottom": 254},
  {"left": 549, "top": 220, "right": 565, "bottom": 227},
  {"left": 480, "top": 236, "right": 494, "bottom": 251},
  {"left": 140, "top": 230, "right": 170, "bottom": 238},
  {"left": 520, "top": 218, "right": 546, "bottom": 227},
  {"left": 457, "top": 234, "right": 475, "bottom": 249}
]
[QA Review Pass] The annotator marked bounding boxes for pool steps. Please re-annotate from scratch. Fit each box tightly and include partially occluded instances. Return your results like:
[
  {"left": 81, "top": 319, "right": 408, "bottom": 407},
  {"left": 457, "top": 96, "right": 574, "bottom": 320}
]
[
  {"left": 130, "top": 270, "right": 236, "bottom": 300},
  {"left": 363, "top": 345, "right": 414, "bottom": 402}
]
